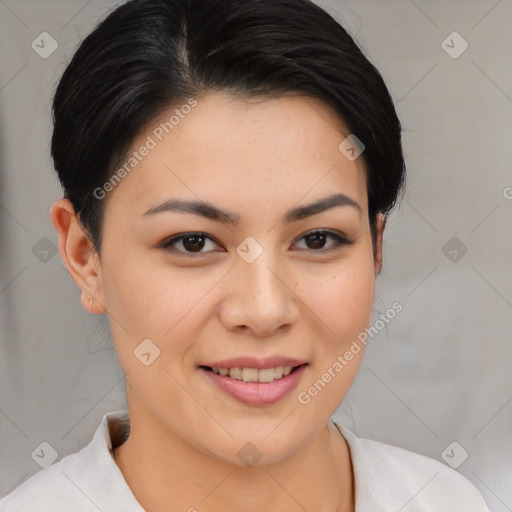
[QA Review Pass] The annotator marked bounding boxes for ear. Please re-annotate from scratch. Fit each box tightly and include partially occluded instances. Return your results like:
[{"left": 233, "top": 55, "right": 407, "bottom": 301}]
[
  {"left": 374, "top": 213, "right": 386, "bottom": 277},
  {"left": 50, "top": 198, "right": 107, "bottom": 314}
]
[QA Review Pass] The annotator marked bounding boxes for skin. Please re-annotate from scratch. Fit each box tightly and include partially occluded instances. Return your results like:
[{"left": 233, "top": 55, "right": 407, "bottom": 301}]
[{"left": 51, "top": 91, "right": 386, "bottom": 512}]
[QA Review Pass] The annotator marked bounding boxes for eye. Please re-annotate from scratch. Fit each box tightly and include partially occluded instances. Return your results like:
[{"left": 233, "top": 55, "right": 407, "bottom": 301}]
[
  {"left": 160, "top": 230, "right": 352, "bottom": 258},
  {"left": 161, "top": 232, "right": 223, "bottom": 258},
  {"left": 292, "top": 230, "right": 352, "bottom": 252}
]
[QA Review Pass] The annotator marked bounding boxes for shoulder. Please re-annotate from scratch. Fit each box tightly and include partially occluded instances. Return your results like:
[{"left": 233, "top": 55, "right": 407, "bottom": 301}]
[
  {"left": 0, "top": 410, "right": 139, "bottom": 512},
  {"left": 0, "top": 450, "right": 97, "bottom": 512},
  {"left": 335, "top": 423, "right": 490, "bottom": 512}
]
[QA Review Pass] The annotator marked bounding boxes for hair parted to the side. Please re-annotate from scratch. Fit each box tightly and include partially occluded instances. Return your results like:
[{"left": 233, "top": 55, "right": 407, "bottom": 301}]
[{"left": 50, "top": 0, "right": 406, "bottom": 256}]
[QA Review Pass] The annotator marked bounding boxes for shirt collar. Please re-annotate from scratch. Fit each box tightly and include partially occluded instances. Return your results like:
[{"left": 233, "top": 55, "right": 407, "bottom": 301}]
[
  {"left": 95, "top": 411, "right": 378, "bottom": 511},
  {"left": 76, "top": 410, "right": 144, "bottom": 511},
  {"left": 332, "top": 421, "right": 382, "bottom": 511}
]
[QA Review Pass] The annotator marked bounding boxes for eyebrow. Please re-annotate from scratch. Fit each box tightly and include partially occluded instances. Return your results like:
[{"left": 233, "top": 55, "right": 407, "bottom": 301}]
[{"left": 142, "top": 193, "right": 361, "bottom": 225}]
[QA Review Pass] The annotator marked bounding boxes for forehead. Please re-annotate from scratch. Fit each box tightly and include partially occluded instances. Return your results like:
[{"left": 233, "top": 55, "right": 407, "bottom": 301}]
[{"left": 105, "top": 92, "right": 368, "bottom": 216}]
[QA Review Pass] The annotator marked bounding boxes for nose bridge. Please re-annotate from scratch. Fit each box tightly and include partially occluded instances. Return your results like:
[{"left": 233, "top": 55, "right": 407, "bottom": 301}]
[
  {"left": 223, "top": 238, "right": 298, "bottom": 333},
  {"left": 236, "top": 243, "right": 284, "bottom": 305}
]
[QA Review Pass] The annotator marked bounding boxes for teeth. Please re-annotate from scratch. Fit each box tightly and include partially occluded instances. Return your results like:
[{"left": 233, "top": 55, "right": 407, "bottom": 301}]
[
  {"left": 229, "top": 368, "right": 242, "bottom": 380},
  {"left": 210, "top": 365, "right": 297, "bottom": 383},
  {"left": 258, "top": 368, "right": 276, "bottom": 383},
  {"left": 241, "top": 368, "right": 258, "bottom": 382}
]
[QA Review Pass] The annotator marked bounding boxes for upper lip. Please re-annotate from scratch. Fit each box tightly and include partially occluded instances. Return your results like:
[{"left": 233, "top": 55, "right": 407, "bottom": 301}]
[{"left": 200, "top": 356, "right": 308, "bottom": 369}]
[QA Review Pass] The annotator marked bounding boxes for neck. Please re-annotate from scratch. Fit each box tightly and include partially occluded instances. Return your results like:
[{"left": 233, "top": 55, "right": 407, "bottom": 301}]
[{"left": 113, "top": 404, "right": 354, "bottom": 512}]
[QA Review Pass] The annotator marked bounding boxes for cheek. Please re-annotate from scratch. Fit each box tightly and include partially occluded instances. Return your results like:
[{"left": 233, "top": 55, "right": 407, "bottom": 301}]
[
  {"left": 294, "top": 258, "right": 375, "bottom": 419},
  {"left": 102, "top": 255, "right": 218, "bottom": 358},
  {"left": 301, "top": 258, "right": 375, "bottom": 344}
]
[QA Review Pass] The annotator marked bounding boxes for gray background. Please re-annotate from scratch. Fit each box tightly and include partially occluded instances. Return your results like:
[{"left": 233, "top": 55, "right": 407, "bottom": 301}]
[{"left": 0, "top": 0, "right": 510, "bottom": 510}]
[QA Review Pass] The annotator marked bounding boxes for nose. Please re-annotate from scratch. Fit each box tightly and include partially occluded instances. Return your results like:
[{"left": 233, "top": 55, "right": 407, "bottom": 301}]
[{"left": 218, "top": 248, "right": 300, "bottom": 336}]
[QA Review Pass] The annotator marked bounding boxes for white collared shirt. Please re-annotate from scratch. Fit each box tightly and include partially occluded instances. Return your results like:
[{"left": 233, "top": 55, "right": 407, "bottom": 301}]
[{"left": 0, "top": 410, "right": 490, "bottom": 511}]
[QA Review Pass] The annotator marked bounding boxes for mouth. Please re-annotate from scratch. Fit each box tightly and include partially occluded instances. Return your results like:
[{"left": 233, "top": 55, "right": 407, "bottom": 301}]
[
  {"left": 198, "top": 362, "right": 308, "bottom": 406},
  {"left": 199, "top": 363, "right": 307, "bottom": 384}
]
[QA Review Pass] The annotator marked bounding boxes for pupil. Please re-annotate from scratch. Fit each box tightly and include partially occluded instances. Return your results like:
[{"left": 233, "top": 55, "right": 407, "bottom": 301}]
[
  {"left": 184, "top": 235, "right": 205, "bottom": 252},
  {"left": 307, "top": 232, "right": 326, "bottom": 249}
]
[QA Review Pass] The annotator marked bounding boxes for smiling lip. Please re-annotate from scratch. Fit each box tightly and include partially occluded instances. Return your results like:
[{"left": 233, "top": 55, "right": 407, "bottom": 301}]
[
  {"left": 198, "top": 356, "right": 308, "bottom": 406},
  {"left": 200, "top": 356, "right": 307, "bottom": 369}
]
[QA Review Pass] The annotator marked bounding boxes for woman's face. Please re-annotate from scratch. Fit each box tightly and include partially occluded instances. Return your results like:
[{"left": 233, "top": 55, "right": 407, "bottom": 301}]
[{"left": 90, "top": 92, "right": 384, "bottom": 464}]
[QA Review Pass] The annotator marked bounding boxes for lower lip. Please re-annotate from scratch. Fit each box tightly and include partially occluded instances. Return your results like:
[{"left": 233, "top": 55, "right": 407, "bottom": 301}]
[{"left": 200, "top": 365, "right": 307, "bottom": 406}]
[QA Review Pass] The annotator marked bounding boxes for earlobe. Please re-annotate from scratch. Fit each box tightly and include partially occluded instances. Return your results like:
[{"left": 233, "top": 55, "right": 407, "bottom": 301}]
[
  {"left": 374, "top": 213, "right": 386, "bottom": 276},
  {"left": 50, "top": 198, "right": 106, "bottom": 314}
]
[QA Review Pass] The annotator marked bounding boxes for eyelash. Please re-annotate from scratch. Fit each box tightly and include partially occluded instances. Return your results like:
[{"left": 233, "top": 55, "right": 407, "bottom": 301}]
[{"left": 160, "top": 230, "right": 353, "bottom": 258}]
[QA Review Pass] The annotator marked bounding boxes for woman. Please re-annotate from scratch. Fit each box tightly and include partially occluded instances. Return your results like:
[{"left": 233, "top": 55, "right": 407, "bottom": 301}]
[{"left": 0, "top": 0, "right": 490, "bottom": 510}]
